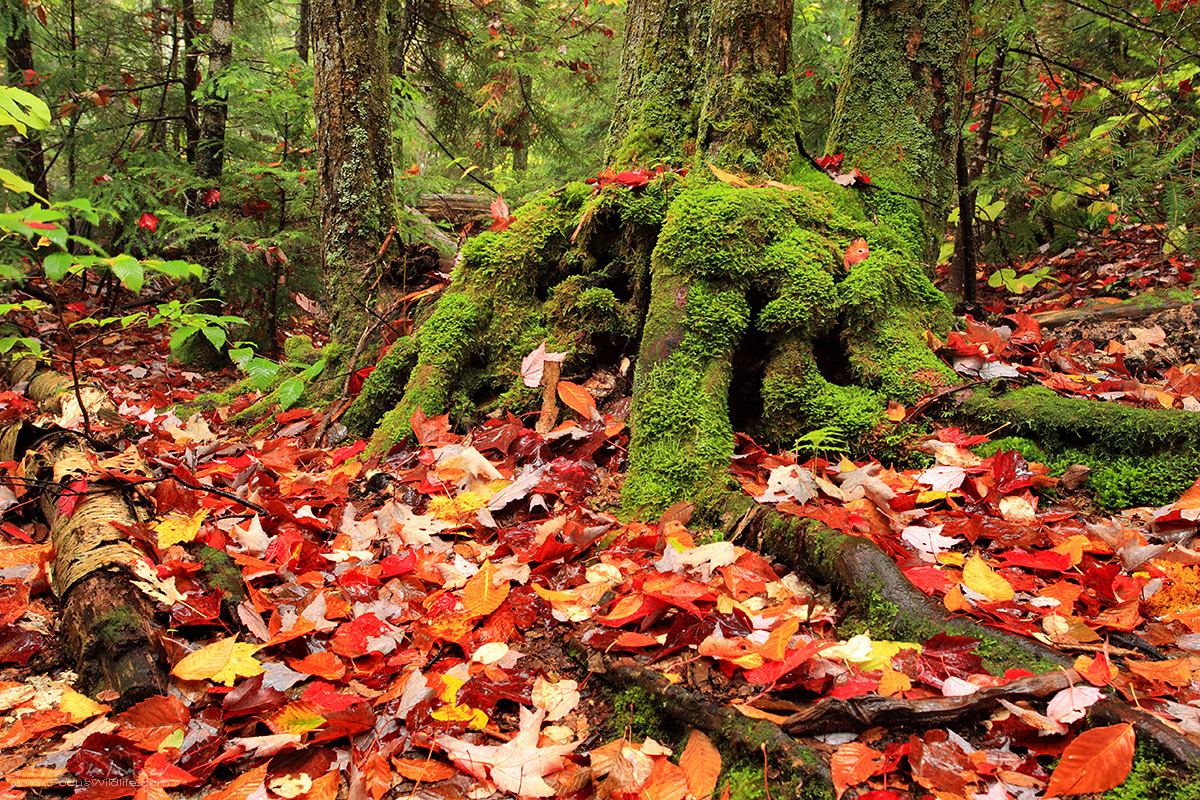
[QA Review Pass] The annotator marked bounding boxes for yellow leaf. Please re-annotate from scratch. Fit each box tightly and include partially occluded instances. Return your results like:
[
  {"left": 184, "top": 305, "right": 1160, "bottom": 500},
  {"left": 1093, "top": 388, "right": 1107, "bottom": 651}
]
[
  {"left": 963, "top": 553, "right": 1015, "bottom": 602},
  {"left": 858, "top": 640, "right": 922, "bottom": 672},
  {"left": 877, "top": 664, "right": 911, "bottom": 697},
  {"left": 462, "top": 560, "right": 510, "bottom": 618},
  {"left": 172, "top": 637, "right": 263, "bottom": 686},
  {"left": 58, "top": 688, "right": 109, "bottom": 723},
  {"left": 153, "top": 509, "right": 208, "bottom": 549},
  {"left": 707, "top": 162, "right": 750, "bottom": 188},
  {"left": 268, "top": 702, "right": 327, "bottom": 735}
]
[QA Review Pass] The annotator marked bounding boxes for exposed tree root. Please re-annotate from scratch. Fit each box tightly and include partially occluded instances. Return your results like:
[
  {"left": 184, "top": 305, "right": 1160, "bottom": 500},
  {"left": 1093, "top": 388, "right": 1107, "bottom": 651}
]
[
  {"left": 702, "top": 497, "right": 1200, "bottom": 766},
  {"left": 1091, "top": 698, "right": 1200, "bottom": 768},
  {"left": 589, "top": 652, "right": 834, "bottom": 796}
]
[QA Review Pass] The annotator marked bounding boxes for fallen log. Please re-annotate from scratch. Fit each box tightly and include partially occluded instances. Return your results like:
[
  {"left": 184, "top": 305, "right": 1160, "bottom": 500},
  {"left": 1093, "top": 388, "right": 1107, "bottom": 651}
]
[
  {"left": 2, "top": 352, "right": 166, "bottom": 704},
  {"left": 587, "top": 652, "right": 833, "bottom": 796},
  {"left": 782, "top": 670, "right": 1076, "bottom": 735}
]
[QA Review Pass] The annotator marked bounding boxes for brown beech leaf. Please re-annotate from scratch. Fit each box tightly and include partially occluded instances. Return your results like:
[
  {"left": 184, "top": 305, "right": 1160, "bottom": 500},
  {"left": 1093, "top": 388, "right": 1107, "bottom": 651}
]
[
  {"left": 557, "top": 381, "right": 598, "bottom": 420},
  {"left": 831, "top": 742, "right": 884, "bottom": 799},
  {"left": 1045, "top": 722, "right": 1135, "bottom": 797},
  {"left": 707, "top": 162, "right": 750, "bottom": 188},
  {"left": 678, "top": 730, "right": 721, "bottom": 799}
]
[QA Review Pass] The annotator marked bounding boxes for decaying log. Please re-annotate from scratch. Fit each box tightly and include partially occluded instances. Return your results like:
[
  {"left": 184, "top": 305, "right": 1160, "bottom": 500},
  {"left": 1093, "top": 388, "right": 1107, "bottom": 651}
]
[
  {"left": 2, "top": 353, "right": 166, "bottom": 703},
  {"left": 589, "top": 652, "right": 833, "bottom": 794},
  {"left": 782, "top": 670, "right": 1076, "bottom": 735},
  {"left": 1031, "top": 300, "right": 1200, "bottom": 330},
  {"left": 413, "top": 193, "right": 492, "bottom": 228}
]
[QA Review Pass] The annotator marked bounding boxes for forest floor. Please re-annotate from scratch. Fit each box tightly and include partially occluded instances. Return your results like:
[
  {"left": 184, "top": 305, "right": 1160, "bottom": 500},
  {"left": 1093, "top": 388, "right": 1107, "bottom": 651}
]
[{"left": 1, "top": 224, "right": 1200, "bottom": 800}]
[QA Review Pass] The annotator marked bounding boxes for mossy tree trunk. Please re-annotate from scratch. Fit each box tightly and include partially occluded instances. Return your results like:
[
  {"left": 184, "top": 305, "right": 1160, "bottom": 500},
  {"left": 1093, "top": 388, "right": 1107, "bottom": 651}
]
[
  {"left": 312, "top": 0, "right": 398, "bottom": 343},
  {"left": 347, "top": 0, "right": 966, "bottom": 517},
  {"left": 826, "top": 0, "right": 969, "bottom": 256},
  {"left": 4, "top": 2, "right": 48, "bottom": 198}
]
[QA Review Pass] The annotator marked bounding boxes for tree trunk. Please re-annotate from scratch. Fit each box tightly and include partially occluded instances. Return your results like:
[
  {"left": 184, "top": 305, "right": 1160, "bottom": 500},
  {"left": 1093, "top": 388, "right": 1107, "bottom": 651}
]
[
  {"left": 825, "top": 0, "right": 969, "bottom": 256},
  {"left": 312, "top": 0, "right": 399, "bottom": 343},
  {"left": 194, "top": 0, "right": 236, "bottom": 188},
  {"left": 296, "top": 0, "right": 310, "bottom": 63},
  {"left": 4, "top": 5, "right": 48, "bottom": 198},
  {"left": 347, "top": 0, "right": 964, "bottom": 517},
  {"left": 182, "top": 0, "right": 200, "bottom": 165}
]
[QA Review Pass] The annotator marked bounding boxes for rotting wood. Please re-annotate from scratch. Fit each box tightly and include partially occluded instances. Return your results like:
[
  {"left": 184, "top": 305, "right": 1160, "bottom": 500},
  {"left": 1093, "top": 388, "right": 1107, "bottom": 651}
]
[
  {"left": 1, "top": 352, "right": 167, "bottom": 704},
  {"left": 590, "top": 653, "right": 833, "bottom": 794},
  {"left": 1031, "top": 300, "right": 1200, "bottom": 329}
]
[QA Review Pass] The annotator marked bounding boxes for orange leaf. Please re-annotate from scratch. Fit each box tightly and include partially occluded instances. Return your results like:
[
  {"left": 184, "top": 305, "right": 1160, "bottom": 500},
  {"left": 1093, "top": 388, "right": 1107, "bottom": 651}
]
[
  {"left": 831, "top": 742, "right": 884, "bottom": 799},
  {"left": 358, "top": 751, "right": 392, "bottom": 800},
  {"left": 1045, "top": 723, "right": 1135, "bottom": 797},
  {"left": 843, "top": 238, "right": 870, "bottom": 269},
  {"left": 1074, "top": 649, "right": 1117, "bottom": 686},
  {"left": 391, "top": 757, "right": 459, "bottom": 783},
  {"left": 678, "top": 730, "right": 721, "bottom": 799},
  {"left": 557, "top": 381, "right": 597, "bottom": 420},
  {"left": 462, "top": 560, "right": 510, "bottom": 618},
  {"left": 707, "top": 162, "right": 750, "bottom": 188},
  {"left": 204, "top": 764, "right": 268, "bottom": 800}
]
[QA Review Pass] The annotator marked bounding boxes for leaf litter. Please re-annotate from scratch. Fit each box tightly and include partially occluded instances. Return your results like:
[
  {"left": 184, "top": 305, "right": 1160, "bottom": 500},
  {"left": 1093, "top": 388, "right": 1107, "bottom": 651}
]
[{"left": 0, "top": 258, "right": 1199, "bottom": 799}]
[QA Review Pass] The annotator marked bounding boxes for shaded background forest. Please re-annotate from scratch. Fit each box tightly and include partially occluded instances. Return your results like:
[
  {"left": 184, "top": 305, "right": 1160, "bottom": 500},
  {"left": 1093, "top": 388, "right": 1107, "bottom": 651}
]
[{"left": 1, "top": 0, "right": 1198, "bottom": 348}]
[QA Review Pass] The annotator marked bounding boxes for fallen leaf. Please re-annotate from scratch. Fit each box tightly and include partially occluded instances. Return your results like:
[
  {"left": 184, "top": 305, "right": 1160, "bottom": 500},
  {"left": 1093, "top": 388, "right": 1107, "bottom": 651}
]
[
  {"left": 678, "top": 730, "right": 721, "bottom": 799},
  {"left": 707, "top": 162, "right": 750, "bottom": 188},
  {"left": 1045, "top": 723, "right": 1134, "bottom": 796},
  {"left": 831, "top": 742, "right": 884, "bottom": 799},
  {"left": 172, "top": 637, "right": 264, "bottom": 686},
  {"left": 438, "top": 706, "right": 578, "bottom": 797}
]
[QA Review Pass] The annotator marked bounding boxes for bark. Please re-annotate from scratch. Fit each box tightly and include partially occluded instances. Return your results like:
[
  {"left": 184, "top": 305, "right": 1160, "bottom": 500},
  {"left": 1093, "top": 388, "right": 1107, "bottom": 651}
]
[
  {"left": 296, "top": 0, "right": 310, "bottom": 63},
  {"left": 183, "top": 0, "right": 200, "bottom": 164},
  {"left": 699, "top": 0, "right": 800, "bottom": 174},
  {"left": 312, "top": 0, "right": 398, "bottom": 343},
  {"left": 0, "top": 355, "right": 166, "bottom": 704},
  {"left": 605, "top": 0, "right": 706, "bottom": 168},
  {"left": 4, "top": 6, "right": 48, "bottom": 198},
  {"left": 194, "top": 0, "right": 236, "bottom": 187},
  {"left": 826, "top": 0, "right": 969, "bottom": 253}
]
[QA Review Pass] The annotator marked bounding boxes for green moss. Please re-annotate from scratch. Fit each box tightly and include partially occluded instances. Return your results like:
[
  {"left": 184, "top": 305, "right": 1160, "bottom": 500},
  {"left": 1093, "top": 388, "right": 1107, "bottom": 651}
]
[
  {"left": 604, "top": 686, "right": 679, "bottom": 745},
  {"left": 94, "top": 605, "right": 141, "bottom": 648},
  {"left": 623, "top": 279, "right": 746, "bottom": 515},
  {"left": 196, "top": 544, "right": 247, "bottom": 609},
  {"left": 342, "top": 337, "right": 418, "bottom": 437},
  {"left": 974, "top": 436, "right": 1050, "bottom": 464},
  {"left": 959, "top": 387, "right": 1200, "bottom": 510},
  {"left": 282, "top": 334, "right": 320, "bottom": 364},
  {"left": 960, "top": 386, "right": 1200, "bottom": 456},
  {"left": 1103, "top": 743, "right": 1200, "bottom": 800},
  {"left": 1048, "top": 450, "right": 1200, "bottom": 511}
]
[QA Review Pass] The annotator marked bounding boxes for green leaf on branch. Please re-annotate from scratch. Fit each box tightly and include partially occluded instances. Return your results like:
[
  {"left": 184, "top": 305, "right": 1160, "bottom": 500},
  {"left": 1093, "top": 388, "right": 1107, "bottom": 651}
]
[{"left": 278, "top": 377, "right": 304, "bottom": 411}]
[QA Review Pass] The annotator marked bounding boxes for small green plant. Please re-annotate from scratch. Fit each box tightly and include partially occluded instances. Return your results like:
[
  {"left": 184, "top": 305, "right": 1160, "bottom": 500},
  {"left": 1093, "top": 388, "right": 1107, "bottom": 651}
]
[
  {"left": 228, "top": 345, "right": 327, "bottom": 411},
  {"left": 987, "top": 265, "right": 1052, "bottom": 294},
  {"left": 791, "top": 425, "right": 847, "bottom": 461}
]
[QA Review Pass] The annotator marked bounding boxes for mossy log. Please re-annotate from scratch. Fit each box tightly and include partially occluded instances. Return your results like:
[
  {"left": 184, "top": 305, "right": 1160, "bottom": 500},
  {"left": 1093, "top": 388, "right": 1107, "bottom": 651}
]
[
  {"left": 589, "top": 652, "right": 834, "bottom": 798},
  {"left": 2, "top": 356, "right": 166, "bottom": 703}
]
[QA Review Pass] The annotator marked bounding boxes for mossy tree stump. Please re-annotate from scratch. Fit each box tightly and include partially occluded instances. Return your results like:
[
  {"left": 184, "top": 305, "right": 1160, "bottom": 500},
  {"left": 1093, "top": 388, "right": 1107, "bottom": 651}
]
[{"left": 347, "top": 0, "right": 968, "bottom": 517}]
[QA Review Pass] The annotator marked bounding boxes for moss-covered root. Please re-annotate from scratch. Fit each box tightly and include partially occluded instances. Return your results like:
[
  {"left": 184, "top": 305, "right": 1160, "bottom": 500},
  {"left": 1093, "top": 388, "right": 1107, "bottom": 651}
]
[
  {"left": 1091, "top": 699, "right": 1200, "bottom": 769},
  {"left": 959, "top": 385, "right": 1200, "bottom": 456},
  {"left": 839, "top": 245, "right": 957, "bottom": 403},
  {"left": 595, "top": 658, "right": 833, "bottom": 800},
  {"left": 742, "top": 506, "right": 1069, "bottom": 675}
]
